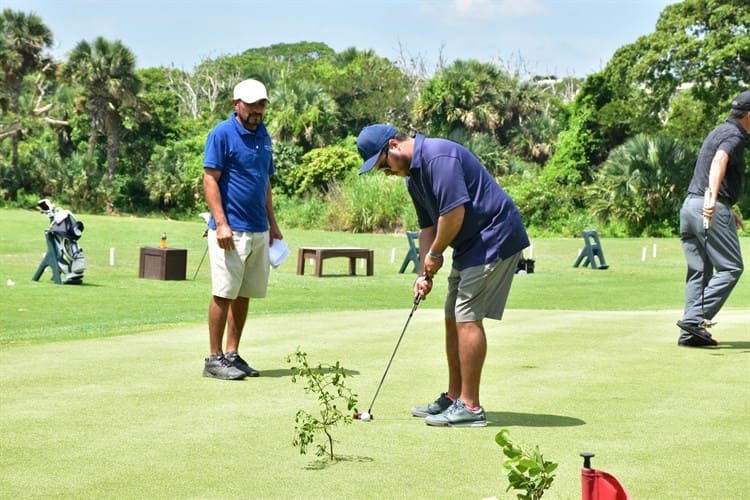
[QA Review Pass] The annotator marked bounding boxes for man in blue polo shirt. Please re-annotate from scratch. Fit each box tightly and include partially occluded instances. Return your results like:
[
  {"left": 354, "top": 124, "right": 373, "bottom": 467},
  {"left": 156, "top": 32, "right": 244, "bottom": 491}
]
[
  {"left": 357, "top": 124, "right": 529, "bottom": 427},
  {"left": 677, "top": 90, "right": 748, "bottom": 347},
  {"left": 202, "top": 79, "right": 283, "bottom": 379}
]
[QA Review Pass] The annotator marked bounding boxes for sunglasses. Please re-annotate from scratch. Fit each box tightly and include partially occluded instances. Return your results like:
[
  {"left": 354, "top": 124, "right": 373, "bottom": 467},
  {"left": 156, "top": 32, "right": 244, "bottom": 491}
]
[{"left": 375, "top": 143, "right": 390, "bottom": 171}]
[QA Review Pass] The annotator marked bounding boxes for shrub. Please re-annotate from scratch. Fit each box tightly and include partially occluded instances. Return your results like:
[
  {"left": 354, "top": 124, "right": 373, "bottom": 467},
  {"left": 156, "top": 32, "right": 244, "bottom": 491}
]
[
  {"left": 496, "top": 429, "right": 557, "bottom": 500},
  {"left": 287, "top": 348, "right": 358, "bottom": 461},
  {"left": 325, "top": 173, "right": 416, "bottom": 233}
]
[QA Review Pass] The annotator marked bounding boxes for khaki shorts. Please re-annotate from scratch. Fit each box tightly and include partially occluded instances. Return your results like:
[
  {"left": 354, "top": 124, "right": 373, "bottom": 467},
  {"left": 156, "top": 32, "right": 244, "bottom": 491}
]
[
  {"left": 445, "top": 252, "right": 521, "bottom": 322},
  {"left": 208, "top": 230, "right": 270, "bottom": 299}
]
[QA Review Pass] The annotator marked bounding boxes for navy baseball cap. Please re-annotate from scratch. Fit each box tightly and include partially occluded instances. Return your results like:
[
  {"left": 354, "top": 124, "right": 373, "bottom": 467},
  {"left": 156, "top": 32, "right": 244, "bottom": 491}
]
[
  {"left": 357, "top": 124, "right": 397, "bottom": 174},
  {"left": 731, "top": 90, "right": 750, "bottom": 111}
]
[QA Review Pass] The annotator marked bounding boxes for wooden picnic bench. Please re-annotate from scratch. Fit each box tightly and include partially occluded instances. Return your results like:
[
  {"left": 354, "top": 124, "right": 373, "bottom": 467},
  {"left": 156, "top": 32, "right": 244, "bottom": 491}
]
[{"left": 296, "top": 247, "right": 374, "bottom": 277}]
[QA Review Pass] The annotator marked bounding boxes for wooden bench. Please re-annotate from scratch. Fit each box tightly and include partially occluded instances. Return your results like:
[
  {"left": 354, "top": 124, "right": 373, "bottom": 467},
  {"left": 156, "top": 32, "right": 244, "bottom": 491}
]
[{"left": 296, "top": 247, "right": 374, "bottom": 277}]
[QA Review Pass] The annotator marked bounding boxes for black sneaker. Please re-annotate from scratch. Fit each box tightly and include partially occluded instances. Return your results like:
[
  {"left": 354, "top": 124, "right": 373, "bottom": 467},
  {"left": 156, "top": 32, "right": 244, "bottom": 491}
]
[
  {"left": 225, "top": 351, "right": 259, "bottom": 377},
  {"left": 678, "top": 336, "right": 712, "bottom": 348},
  {"left": 411, "top": 392, "right": 454, "bottom": 417},
  {"left": 676, "top": 320, "right": 718, "bottom": 346},
  {"left": 203, "top": 353, "right": 246, "bottom": 380}
]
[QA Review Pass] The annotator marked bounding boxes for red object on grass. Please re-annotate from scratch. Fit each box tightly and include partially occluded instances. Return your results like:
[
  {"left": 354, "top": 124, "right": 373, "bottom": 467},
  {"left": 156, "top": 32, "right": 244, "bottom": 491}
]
[{"left": 581, "top": 453, "right": 629, "bottom": 500}]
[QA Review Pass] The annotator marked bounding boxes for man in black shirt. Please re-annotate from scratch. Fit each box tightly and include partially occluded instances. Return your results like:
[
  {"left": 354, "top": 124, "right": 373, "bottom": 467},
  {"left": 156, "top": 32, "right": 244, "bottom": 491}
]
[{"left": 677, "top": 90, "right": 749, "bottom": 347}]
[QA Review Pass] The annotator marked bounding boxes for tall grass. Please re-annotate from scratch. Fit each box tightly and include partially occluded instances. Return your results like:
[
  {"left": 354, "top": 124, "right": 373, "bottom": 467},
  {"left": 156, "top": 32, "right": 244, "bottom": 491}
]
[{"left": 324, "top": 174, "right": 417, "bottom": 233}]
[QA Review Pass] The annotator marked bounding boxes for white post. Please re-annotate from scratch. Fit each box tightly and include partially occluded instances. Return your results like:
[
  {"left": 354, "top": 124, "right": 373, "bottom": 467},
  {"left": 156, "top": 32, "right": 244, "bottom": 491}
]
[
  {"left": 391, "top": 248, "right": 396, "bottom": 264},
  {"left": 529, "top": 243, "right": 534, "bottom": 260},
  {"left": 109, "top": 247, "right": 116, "bottom": 266},
  {"left": 642, "top": 247, "right": 647, "bottom": 262},
  {"left": 652, "top": 243, "right": 657, "bottom": 258}
]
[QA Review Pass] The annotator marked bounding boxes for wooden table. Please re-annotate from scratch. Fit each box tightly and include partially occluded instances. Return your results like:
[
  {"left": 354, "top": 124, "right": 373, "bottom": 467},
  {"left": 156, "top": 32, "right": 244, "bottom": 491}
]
[{"left": 296, "top": 247, "right": 374, "bottom": 277}]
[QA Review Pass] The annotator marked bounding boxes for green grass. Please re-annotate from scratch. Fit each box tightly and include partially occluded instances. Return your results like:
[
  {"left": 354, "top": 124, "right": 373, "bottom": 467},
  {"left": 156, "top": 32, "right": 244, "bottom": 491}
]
[{"left": 0, "top": 208, "right": 748, "bottom": 499}]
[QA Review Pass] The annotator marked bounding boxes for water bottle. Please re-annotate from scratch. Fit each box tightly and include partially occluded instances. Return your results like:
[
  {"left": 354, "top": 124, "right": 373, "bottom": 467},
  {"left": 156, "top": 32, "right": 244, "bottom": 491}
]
[{"left": 160, "top": 232, "right": 167, "bottom": 249}]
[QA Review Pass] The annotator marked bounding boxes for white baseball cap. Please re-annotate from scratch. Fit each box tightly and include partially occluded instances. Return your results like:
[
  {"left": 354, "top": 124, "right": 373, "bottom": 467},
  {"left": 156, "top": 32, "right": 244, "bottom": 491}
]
[{"left": 233, "top": 79, "right": 269, "bottom": 104}]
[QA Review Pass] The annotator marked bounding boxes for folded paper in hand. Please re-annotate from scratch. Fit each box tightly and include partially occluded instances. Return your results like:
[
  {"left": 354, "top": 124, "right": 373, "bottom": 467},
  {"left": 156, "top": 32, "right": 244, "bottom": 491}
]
[{"left": 269, "top": 239, "right": 290, "bottom": 268}]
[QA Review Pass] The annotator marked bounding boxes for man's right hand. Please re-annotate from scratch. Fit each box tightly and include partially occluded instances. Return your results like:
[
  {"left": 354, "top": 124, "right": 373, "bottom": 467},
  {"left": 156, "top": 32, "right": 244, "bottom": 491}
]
[{"left": 215, "top": 222, "right": 235, "bottom": 250}]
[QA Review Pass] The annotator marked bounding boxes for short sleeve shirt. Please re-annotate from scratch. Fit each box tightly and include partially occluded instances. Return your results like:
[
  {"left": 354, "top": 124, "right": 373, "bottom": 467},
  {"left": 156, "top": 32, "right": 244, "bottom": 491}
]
[
  {"left": 407, "top": 134, "right": 529, "bottom": 270},
  {"left": 204, "top": 114, "right": 274, "bottom": 232},
  {"left": 687, "top": 119, "right": 746, "bottom": 204}
]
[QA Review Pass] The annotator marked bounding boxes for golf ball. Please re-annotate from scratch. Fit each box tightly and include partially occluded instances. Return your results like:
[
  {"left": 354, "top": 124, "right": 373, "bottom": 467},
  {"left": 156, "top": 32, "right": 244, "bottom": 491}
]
[{"left": 360, "top": 412, "right": 371, "bottom": 421}]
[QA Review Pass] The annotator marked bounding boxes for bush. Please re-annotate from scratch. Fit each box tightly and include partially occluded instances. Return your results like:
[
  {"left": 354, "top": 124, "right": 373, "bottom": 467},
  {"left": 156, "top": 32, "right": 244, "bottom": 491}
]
[
  {"left": 502, "top": 172, "right": 593, "bottom": 237},
  {"left": 290, "top": 145, "right": 361, "bottom": 196},
  {"left": 324, "top": 173, "right": 417, "bottom": 233}
]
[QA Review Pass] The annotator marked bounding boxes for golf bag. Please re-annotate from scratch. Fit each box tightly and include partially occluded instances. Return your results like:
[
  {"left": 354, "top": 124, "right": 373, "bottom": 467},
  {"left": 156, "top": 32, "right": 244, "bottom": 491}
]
[{"left": 36, "top": 199, "right": 86, "bottom": 284}]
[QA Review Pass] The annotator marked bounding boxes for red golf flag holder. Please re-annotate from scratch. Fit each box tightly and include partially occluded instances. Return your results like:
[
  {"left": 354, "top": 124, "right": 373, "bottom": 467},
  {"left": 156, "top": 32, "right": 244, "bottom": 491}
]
[{"left": 581, "top": 452, "right": 629, "bottom": 500}]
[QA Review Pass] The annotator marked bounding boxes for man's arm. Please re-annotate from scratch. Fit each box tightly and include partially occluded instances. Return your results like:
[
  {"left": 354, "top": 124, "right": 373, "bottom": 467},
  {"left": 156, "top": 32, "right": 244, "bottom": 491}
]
[
  {"left": 705, "top": 149, "right": 728, "bottom": 220},
  {"left": 203, "top": 168, "right": 235, "bottom": 250}
]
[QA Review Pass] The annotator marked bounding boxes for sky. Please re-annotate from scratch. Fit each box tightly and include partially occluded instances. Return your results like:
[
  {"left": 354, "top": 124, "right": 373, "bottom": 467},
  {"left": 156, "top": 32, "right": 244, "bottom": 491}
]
[{"left": 8, "top": 0, "right": 677, "bottom": 78}]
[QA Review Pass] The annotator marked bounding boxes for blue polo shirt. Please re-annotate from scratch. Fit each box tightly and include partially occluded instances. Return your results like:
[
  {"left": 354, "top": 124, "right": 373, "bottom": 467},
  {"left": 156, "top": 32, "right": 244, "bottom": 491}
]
[
  {"left": 407, "top": 134, "right": 529, "bottom": 270},
  {"left": 203, "top": 113, "right": 274, "bottom": 232}
]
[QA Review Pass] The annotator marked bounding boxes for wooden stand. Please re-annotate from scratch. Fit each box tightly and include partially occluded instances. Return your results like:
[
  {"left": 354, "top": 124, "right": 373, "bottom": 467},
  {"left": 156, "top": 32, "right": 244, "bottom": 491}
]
[
  {"left": 32, "top": 231, "right": 63, "bottom": 284},
  {"left": 139, "top": 247, "right": 187, "bottom": 280},
  {"left": 296, "top": 247, "right": 374, "bottom": 277}
]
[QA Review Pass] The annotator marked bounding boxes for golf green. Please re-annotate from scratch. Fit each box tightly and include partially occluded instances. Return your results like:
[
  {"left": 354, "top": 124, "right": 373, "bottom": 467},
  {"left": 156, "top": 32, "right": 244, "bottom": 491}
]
[{"left": 1, "top": 308, "right": 747, "bottom": 499}]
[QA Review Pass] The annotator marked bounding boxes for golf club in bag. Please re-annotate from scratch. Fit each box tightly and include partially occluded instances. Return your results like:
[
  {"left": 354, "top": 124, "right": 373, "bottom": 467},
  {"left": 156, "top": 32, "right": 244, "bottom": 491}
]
[
  {"left": 354, "top": 274, "right": 430, "bottom": 422},
  {"left": 33, "top": 199, "right": 86, "bottom": 284}
]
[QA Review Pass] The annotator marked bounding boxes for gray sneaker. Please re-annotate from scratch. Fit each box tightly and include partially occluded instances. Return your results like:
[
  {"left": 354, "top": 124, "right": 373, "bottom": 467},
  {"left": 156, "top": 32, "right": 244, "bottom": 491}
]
[
  {"left": 225, "top": 351, "right": 259, "bottom": 377},
  {"left": 203, "top": 353, "right": 246, "bottom": 380},
  {"left": 411, "top": 392, "right": 454, "bottom": 417},
  {"left": 424, "top": 398, "right": 487, "bottom": 427}
]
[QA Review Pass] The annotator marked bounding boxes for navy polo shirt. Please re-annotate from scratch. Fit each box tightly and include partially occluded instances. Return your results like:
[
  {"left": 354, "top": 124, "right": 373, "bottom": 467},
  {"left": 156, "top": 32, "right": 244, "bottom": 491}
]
[
  {"left": 204, "top": 113, "right": 275, "bottom": 232},
  {"left": 407, "top": 134, "right": 529, "bottom": 270},
  {"left": 687, "top": 119, "right": 746, "bottom": 205}
]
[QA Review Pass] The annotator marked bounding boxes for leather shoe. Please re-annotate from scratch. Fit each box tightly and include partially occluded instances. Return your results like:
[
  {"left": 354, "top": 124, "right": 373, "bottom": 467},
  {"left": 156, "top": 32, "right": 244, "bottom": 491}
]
[{"left": 676, "top": 320, "right": 718, "bottom": 346}]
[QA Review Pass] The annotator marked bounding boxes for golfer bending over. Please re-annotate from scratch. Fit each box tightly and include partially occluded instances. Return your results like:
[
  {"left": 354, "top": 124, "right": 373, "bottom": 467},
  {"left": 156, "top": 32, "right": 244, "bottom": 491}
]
[{"left": 357, "top": 124, "right": 529, "bottom": 427}]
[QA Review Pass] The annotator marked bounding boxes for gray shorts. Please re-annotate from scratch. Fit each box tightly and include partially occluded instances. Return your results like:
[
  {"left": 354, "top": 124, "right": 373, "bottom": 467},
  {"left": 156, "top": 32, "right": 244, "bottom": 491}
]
[
  {"left": 445, "top": 252, "right": 521, "bottom": 322},
  {"left": 208, "top": 230, "right": 270, "bottom": 299}
]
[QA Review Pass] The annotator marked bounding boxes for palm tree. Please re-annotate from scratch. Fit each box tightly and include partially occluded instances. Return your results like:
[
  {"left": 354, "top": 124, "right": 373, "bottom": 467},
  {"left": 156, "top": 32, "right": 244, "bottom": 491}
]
[
  {"left": 589, "top": 134, "right": 693, "bottom": 235},
  {"left": 64, "top": 37, "right": 142, "bottom": 213},
  {"left": 265, "top": 77, "right": 338, "bottom": 151},
  {"left": 0, "top": 9, "right": 53, "bottom": 174}
]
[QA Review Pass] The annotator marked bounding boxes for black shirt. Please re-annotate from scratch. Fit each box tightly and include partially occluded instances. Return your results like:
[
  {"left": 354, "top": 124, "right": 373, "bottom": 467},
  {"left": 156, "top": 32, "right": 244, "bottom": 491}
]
[{"left": 687, "top": 118, "right": 747, "bottom": 205}]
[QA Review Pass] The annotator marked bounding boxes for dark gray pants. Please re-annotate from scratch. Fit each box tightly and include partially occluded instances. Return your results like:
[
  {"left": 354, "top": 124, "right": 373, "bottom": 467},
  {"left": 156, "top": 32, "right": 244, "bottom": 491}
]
[{"left": 679, "top": 195, "right": 744, "bottom": 337}]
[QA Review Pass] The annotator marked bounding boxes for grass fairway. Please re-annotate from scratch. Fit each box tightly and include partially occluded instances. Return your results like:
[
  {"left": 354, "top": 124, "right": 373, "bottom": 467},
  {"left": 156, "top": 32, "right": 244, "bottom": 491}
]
[
  {"left": 0, "top": 208, "right": 748, "bottom": 498},
  {"left": 1, "top": 309, "right": 748, "bottom": 499}
]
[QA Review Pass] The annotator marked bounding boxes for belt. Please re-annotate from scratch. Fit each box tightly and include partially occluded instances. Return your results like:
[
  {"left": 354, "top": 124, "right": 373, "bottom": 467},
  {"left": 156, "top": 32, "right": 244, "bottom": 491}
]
[{"left": 687, "top": 193, "right": 734, "bottom": 206}]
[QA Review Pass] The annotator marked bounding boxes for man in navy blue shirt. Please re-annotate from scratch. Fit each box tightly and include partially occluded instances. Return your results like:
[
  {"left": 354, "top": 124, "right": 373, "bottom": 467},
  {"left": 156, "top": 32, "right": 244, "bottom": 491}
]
[
  {"left": 202, "top": 79, "right": 283, "bottom": 379},
  {"left": 677, "top": 90, "right": 748, "bottom": 347},
  {"left": 357, "top": 124, "right": 529, "bottom": 427}
]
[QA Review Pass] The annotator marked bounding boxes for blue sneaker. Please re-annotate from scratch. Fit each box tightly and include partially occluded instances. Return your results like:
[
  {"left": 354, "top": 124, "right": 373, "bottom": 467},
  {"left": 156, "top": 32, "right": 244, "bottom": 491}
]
[
  {"left": 424, "top": 399, "right": 487, "bottom": 427},
  {"left": 411, "top": 392, "right": 453, "bottom": 417}
]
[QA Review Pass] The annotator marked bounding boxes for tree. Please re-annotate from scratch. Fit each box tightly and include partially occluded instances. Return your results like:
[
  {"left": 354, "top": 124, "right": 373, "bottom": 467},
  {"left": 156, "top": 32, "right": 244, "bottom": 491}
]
[
  {"left": 414, "top": 59, "right": 551, "bottom": 164},
  {"left": 320, "top": 48, "right": 413, "bottom": 135},
  {"left": 64, "top": 37, "right": 143, "bottom": 213},
  {"left": 588, "top": 134, "right": 693, "bottom": 236},
  {"left": 620, "top": 0, "right": 750, "bottom": 116},
  {"left": 265, "top": 76, "right": 338, "bottom": 150},
  {"left": 0, "top": 9, "right": 53, "bottom": 175}
]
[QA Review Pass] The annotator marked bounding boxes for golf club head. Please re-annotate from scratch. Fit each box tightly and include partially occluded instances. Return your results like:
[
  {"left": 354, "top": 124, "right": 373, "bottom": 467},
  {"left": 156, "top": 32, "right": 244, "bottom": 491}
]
[{"left": 353, "top": 411, "right": 373, "bottom": 421}]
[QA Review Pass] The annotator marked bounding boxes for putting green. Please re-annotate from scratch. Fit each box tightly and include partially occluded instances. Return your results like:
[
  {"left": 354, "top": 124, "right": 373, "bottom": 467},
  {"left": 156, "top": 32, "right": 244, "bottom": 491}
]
[{"left": 1, "top": 308, "right": 747, "bottom": 499}]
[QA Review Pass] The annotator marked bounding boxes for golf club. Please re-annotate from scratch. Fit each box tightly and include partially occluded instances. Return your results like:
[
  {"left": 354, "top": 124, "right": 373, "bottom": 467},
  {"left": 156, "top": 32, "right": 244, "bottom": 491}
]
[
  {"left": 354, "top": 275, "right": 430, "bottom": 421},
  {"left": 700, "top": 188, "right": 716, "bottom": 328}
]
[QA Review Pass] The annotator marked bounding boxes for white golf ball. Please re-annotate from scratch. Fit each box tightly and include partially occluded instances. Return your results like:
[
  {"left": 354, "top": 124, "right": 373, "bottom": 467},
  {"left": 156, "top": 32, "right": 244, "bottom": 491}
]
[{"left": 360, "top": 412, "right": 371, "bottom": 421}]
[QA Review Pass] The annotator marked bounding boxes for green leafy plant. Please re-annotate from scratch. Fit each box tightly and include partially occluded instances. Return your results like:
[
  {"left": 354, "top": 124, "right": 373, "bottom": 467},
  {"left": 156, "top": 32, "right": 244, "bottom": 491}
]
[
  {"left": 287, "top": 347, "right": 358, "bottom": 461},
  {"left": 495, "top": 429, "right": 558, "bottom": 500}
]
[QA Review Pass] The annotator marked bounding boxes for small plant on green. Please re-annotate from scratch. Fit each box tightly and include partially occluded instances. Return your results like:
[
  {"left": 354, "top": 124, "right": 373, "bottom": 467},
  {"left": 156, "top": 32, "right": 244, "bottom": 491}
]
[
  {"left": 287, "top": 347, "right": 358, "bottom": 461},
  {"left": 495, "top": 429, "right": 558, "bottom": 500}
]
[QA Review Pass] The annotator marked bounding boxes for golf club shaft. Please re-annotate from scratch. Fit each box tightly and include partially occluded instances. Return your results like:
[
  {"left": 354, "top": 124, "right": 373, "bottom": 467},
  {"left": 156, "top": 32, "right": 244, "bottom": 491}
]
[{"left": 366, "top": 295, "right": 421, "bottom": 413}]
